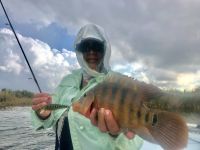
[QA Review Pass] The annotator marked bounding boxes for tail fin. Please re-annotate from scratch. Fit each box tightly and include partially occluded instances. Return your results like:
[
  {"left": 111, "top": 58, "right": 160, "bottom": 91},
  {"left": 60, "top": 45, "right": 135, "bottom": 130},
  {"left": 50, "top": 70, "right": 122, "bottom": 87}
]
[{"left": 146, "top": 111, "right": 188, "bottom": 150}]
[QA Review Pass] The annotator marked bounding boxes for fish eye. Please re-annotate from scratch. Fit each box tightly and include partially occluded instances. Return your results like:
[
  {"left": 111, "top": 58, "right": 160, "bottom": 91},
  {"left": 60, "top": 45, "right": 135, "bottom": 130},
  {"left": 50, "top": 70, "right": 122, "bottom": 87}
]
[{"left": 83, "top": 93, "right": 87, "bottom": 97}]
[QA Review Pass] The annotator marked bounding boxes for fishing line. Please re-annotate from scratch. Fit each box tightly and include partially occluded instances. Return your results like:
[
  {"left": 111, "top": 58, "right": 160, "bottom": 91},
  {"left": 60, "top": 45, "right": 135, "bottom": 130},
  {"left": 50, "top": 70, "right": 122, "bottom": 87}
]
[{"left": 0, "top": 0, "right": 42, "bottom": 93}]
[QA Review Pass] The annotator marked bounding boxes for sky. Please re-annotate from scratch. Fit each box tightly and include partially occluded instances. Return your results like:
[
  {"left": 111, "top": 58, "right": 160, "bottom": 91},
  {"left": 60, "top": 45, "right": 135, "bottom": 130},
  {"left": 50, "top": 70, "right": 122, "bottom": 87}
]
[{"left": 0, "top": 0, "right": 200, "bottom": 92}]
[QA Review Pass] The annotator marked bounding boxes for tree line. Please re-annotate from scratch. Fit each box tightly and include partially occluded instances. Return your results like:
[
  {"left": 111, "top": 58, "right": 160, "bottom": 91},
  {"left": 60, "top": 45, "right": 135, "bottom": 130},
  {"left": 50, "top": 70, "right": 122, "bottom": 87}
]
[{"left": 0, "top": 88, "right": 34, "bottom": 108}]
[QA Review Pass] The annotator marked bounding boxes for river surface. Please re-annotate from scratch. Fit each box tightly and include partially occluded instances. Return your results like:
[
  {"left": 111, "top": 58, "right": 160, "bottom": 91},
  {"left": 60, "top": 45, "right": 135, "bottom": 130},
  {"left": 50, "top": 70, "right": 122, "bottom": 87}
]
[
  {"left": 0, "top": 107, "right": 200, "bottom": 150},
  {"left": 0, "top": 107, "right": 55, "bottom": 150}
]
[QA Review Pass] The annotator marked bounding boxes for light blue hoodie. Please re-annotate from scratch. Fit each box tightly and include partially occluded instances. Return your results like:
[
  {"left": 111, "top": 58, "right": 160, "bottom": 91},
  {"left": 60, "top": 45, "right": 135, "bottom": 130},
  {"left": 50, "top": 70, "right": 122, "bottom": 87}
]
[{"left": 31, "top": 24, "right": 143, "bottom": 150}]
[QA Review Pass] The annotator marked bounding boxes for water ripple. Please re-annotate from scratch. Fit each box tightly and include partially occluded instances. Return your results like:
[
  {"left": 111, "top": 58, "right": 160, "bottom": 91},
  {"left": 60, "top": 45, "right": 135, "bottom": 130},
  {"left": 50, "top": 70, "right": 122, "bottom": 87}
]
[{"left": 0, "top": 107, "right": 54, "bottom": 149}]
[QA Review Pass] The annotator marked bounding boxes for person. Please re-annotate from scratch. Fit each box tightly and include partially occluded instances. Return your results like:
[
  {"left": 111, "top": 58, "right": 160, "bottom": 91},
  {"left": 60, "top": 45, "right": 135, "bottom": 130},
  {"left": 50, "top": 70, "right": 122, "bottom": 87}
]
[{"left": 31, "top": 24, "right": 143, "bottom": 150}]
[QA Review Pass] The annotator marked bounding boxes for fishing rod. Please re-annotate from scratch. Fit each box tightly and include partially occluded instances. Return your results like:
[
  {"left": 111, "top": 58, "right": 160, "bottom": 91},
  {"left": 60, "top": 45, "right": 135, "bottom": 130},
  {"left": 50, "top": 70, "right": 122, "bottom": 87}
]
[{"left": 0, "top": 0, "right": 42, "bottom": 93}]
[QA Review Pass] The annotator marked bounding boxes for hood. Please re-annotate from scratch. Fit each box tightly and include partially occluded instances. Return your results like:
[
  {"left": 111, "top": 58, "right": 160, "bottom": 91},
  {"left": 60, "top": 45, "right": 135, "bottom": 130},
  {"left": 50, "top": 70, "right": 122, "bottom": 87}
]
[{"left": 74, "top": 24, "right": 111, "bottom": 78}]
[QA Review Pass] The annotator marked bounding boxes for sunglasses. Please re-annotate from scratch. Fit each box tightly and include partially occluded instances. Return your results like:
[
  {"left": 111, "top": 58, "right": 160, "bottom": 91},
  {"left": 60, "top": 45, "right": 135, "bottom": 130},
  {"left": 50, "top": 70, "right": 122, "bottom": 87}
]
[{"left": 78, "top": 40, "right": 104, "bottom": 53}]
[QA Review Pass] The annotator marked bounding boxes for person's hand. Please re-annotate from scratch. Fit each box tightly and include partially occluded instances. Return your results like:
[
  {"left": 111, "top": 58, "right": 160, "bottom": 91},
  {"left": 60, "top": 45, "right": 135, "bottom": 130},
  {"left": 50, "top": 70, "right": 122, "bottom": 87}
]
[
  {"left": 89, "top": 108, "right": 135, "bottom": 139},
  {"left": 32, "top": 93, "right": 52, "bottom": 119}
]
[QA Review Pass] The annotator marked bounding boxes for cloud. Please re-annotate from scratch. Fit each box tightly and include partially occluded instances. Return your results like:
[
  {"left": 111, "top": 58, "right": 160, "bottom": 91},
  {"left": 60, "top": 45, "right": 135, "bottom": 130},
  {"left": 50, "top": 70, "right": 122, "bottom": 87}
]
[
  {"left": 0, "top": 28, "right": 79, "bottom": 92},
  {"left": 1, "top": 0, "right": 200, "bottom": 90},
  {"left": 0, "top": 29, "right": 23, "bottom": 74},
  {"left": 0, "top": 48, "right": 23, "bottom": 75},
  {"left": 177, "top": 72, "right": 200, "bottom": 91}
]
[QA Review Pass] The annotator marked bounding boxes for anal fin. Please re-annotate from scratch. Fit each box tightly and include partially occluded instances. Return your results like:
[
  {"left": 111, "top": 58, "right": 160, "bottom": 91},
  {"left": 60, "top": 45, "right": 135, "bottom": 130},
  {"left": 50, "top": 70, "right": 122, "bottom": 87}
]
[{"left": 133, "top": 126, "right": 157, "bottom": 144}]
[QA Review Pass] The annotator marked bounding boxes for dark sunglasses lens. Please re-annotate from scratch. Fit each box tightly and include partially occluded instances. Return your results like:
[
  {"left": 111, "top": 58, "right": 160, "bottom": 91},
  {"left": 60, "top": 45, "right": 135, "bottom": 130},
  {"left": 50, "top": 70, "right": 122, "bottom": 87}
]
[{"left": 79, "top": 40, "right": 104, "bottom": 53}]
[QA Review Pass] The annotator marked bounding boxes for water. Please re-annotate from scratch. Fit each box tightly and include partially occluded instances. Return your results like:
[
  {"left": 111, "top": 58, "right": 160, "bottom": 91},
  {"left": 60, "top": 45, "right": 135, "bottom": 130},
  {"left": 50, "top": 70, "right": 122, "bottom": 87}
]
[
  {"left": 0, "top": 107, "right": 55, "bottom": 150},
  {"left": 0, "top": 107, "right": 200, "bottom": 150}
]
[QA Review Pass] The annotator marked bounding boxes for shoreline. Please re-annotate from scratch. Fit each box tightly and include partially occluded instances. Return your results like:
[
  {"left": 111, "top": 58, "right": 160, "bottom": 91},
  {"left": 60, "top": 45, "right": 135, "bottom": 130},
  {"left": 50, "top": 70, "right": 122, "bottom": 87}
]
[
  {"left": 0, "top": 105, "right": 31, "bottom": 111},
  {"left": 0, "top": 89, "right": 33, "bottom": 109},
  {"left": 0, "top": 100, "right": 32, "bottom": 109}
]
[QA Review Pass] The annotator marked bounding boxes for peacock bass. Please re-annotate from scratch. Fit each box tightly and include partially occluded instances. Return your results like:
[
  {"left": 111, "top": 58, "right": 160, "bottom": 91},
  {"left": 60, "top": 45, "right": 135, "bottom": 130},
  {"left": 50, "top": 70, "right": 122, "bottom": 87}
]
[{"left": 42, "top": 73, "right": 200, "bottom": 150}]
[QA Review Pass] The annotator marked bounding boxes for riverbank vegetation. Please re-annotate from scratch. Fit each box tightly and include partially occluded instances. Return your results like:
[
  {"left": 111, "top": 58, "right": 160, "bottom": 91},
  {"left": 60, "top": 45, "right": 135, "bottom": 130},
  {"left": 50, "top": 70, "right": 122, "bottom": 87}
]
[{"left": 0, "top": 88, "right": 33, "bottom": 109}]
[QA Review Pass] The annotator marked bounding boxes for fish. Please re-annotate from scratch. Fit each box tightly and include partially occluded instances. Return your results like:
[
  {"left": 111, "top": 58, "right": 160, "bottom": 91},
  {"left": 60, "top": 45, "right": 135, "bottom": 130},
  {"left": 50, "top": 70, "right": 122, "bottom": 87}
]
[
  {"left": 42, "top": 73, "right": 200, "bottom": 150},
  {"left": 72, "top": 73, "right": 189, "bottom": 150}
]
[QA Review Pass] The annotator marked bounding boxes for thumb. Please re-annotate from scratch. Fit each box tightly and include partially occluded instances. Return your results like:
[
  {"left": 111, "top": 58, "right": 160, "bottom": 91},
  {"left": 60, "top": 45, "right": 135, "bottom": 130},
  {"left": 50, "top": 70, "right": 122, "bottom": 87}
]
[{"left": 124, "top": 131, "right": 135, "bottom": 139}]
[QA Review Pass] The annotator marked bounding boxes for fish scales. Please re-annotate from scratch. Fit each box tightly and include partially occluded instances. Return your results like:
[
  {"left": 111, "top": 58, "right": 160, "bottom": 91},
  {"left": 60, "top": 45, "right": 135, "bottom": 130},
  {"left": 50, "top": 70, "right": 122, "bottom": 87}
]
[
  {"left": 115, "top": 77, "right": 129, "bottom": 126},
  {"left": 125, "top": 79, "right": 143, "bottom": 128},
  {"left": 98, "top": 75, "right": 116, "bottom": 103},
  {"left": 127, "top": 76, "right": 141, "bottom": 122},
  {"left": 98, "top": 82, "right": 109, "bottom": 107},
  {"left": 110, "top": 82, "right": 120, "bottom": 116},
  {"left": 128, "top": 79, "right": 149, "bottom": 128},
  {"left": 94, "top": 77, "right": 125, "bottom": 124},
  {"left": 108, "top": 77, "right": 139, "bottom": 127},
  {"left": 118, "top": 77, "right": 133, "bottom": 127},
  {"left": 92, "top": 75, "right": 149, "bottom": 129},
  {"left": 114, "top": 78, "right": 127, "bottom": 122},
  {"left": 122, "top": 84, "right": 133, "bottom": 128},
  {"left": 97, "top": 80, "right": 114, "bottom": 108}
]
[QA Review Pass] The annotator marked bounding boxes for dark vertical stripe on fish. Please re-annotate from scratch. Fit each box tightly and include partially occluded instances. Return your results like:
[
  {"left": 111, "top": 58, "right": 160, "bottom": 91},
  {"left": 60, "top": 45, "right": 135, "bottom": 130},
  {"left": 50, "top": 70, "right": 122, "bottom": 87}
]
[
  {"left": 137, "top": 110, "right": 141, "bottom": 119},
  {"left": 128, "top": 92, "right": 138, "bottom": 128},
  {"left": 138, "top": 107, "right": 143, "bottom": 125},
  {"left": 112, "top": 78, "right": 125, "bottom": 121},
  {"left": 145, "top": 112, "right": 149, "bottom": 124},
  {"left": 120, "top": 88, "right": 128, "bottom": 106},
  {"left": 98, "top": 83, "right": 108, "bottom": 107},
  {"left": 118, "top": 79, "right": 130, "bottom": 124},
  {"left": 111, "top": 82, "right": 119, "bottom": 101}
]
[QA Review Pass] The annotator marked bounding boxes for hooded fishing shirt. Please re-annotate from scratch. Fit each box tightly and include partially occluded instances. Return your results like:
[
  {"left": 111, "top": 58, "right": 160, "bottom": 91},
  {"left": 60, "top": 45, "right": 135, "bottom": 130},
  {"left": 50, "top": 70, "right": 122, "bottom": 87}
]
[{"left": 31, "top": 24, "right": 143, "bottom": 150}]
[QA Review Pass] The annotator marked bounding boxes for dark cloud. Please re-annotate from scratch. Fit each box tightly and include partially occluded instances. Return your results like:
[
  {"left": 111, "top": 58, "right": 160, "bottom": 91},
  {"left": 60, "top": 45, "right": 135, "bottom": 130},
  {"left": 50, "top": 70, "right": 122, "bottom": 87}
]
[{"left": 1, "top": 0, "right": 200, "bottom": 89}]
